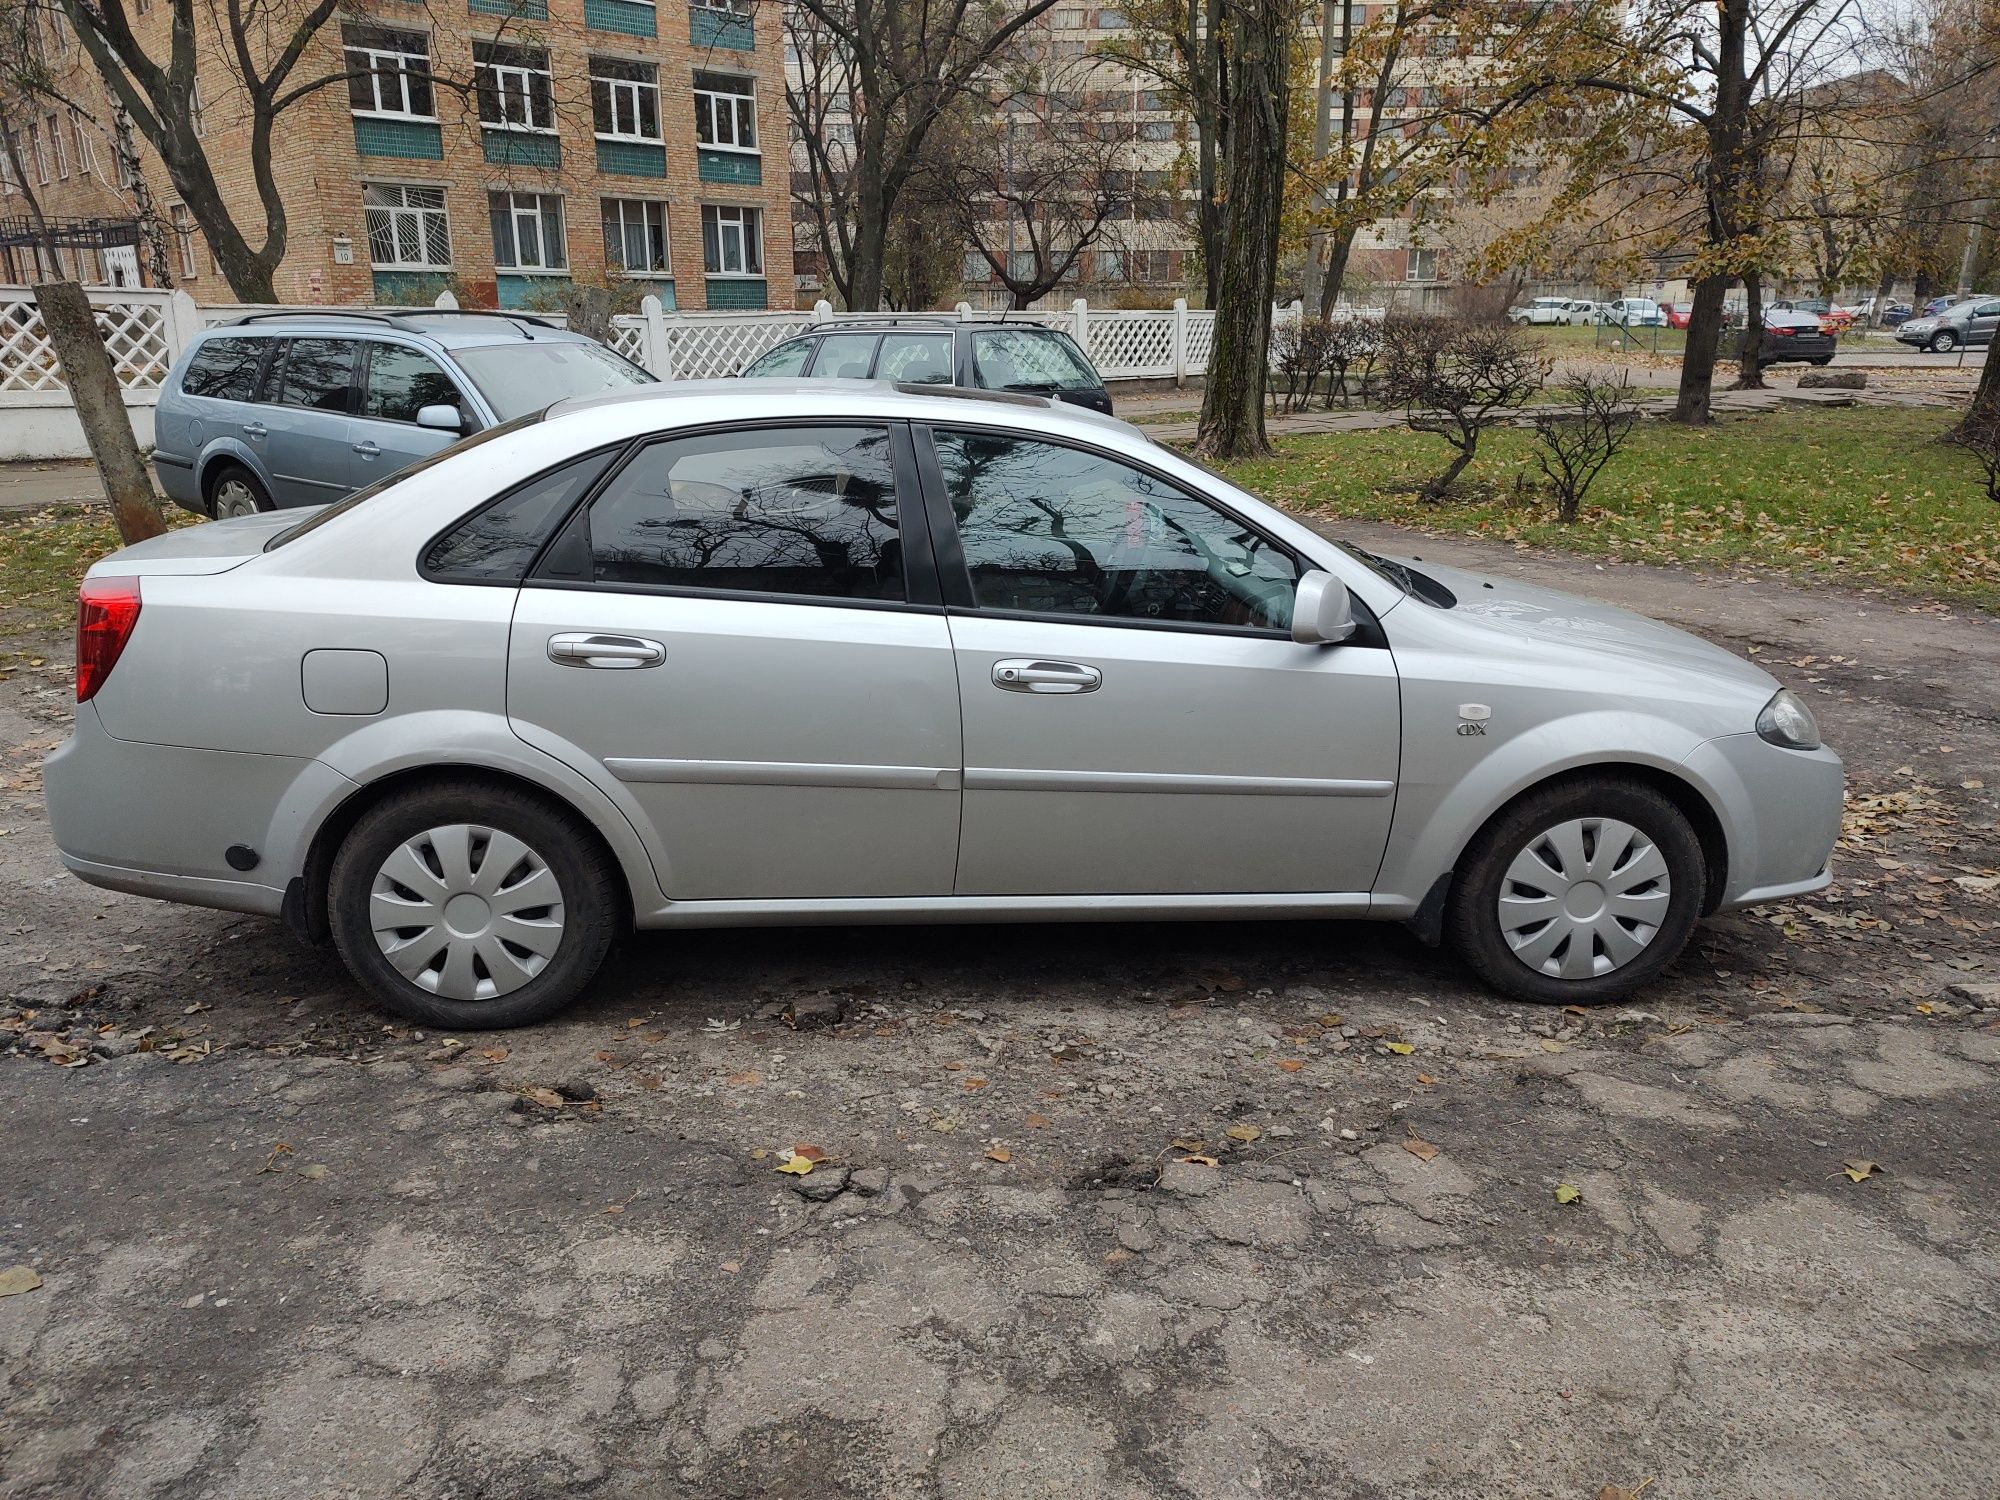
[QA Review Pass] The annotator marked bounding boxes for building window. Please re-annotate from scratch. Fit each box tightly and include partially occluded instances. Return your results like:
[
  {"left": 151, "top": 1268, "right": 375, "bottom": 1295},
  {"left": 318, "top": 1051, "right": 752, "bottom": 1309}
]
[
  {"left": 602, "top": 198, "right": 669, "bottom": 276},
  {"left": 693, "top": 71, "right": 757, "bottom": 152},
  {"left": 49, "top": 115, "right": 67, "bottom": 178},
  {"left": 70, "top": 111, "right": 94, "bottom": 174},
  {"left": 590, "top": 58, "right": 661, "bottom": 142},
  {"left": 190, "top": 81, "right": 205, "bottom": 138},
  {"left": 1407, "top": 248, "right": 1438, "bottom": 281},
  {"left": 962, "top": 252, "right": 990, "bottom": 283},
  {"left": 345, "top": 25, "right": 435, "bottom": 119},
  {"left": 491, "top": 191, "right": 566, "bottom": 271},
  {"left": 27, "top": 122, "right": 47, "bottom": 185},
  {"left": 170, "top": 204, "right": 197, "bottom": 279},
  {"left": 475, "top": 42, "right": 555, "bottom": 133},
  {"left": 364, "top": 183, "right": 451, "bottom": 270},
  {"left": 701, "top": 204, "right": 761, "bottom": 275}
]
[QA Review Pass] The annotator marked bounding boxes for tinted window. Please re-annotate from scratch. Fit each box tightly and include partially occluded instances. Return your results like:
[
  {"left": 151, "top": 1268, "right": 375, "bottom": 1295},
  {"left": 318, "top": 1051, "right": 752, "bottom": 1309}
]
[
  {"left": 582, "top": 425, "right": 904, "bottom": 601},
  {"left": 273, "top": 339, "right": 359, "bottom": 412},
  {"left": 933, "top": 431, "right": 1297, "bottom": 630},
  {"left": 424, "top": 447, "right": 620, "bottom": 583},
  {"left": 877, "top": 333, "right": 952, "bottom": 384},
  {"left": 809, "top": 334, "right": 880, "bottom": 379},
  {"left": 742, "top": 339, "right": 812, "bottom": 377},
  {"left": 451, "top": 341, "right": 652, "bottom": 421},
  {"left": 362, "top": 344, "right": 464, "bottom": 423},
  {"left": 971, "top": 329, "right": 1099, "bottom": 392},
  {"left": 181, "top": 337, "right": 265, "bottom": 401}
]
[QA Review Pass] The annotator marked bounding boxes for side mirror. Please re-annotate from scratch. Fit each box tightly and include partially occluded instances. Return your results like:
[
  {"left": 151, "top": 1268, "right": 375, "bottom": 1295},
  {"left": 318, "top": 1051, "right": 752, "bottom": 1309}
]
[
  {"left": 417, "top": 403, "right": 465, "bottom": 434},
  {"left": 1292, "top": 571, "right": 1357, "bottom": 646}
]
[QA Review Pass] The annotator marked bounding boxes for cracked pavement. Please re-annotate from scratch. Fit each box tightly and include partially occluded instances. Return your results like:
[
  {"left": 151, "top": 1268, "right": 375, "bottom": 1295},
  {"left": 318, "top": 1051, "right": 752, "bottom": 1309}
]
[{"left": 2, "top": 523, "right": 1998, "bottom": 1499}]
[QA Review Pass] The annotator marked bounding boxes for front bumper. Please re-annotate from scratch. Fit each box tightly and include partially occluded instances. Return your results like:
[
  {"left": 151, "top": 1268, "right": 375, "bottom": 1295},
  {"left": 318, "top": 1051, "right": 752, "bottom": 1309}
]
[
  {"left": 1684, "top": 731, "right": 1844, "bottom": 912},
  {"left": 45, "top": 702, "right": 354, "bottom": 918}
]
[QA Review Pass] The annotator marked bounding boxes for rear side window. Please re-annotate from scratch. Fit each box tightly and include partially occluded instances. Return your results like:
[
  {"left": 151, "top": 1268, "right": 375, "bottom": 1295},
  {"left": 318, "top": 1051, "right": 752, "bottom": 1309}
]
[
  {"left": 363, "top": 344, "right": 465, "bottom": 423},
  {"left": 742, "top": 339, "right": 811, "bottom": 377},
  {"left": 877, "top": 333, "right": 952, "bottom": 384},
  {"left": 273, "top": 338, "right": 359, "bottom": 413},
  {"left": 424, "top": 447, "right": 621, "bottom": 584},
  {"left": 180, "top": 337, "right": 265, "bottom": 401},
  {"left": 809, "top": 333, "right": 880, "bottom": 379},
  {"left": 572, "top": 424, "right": 904, "bottom": 601}
]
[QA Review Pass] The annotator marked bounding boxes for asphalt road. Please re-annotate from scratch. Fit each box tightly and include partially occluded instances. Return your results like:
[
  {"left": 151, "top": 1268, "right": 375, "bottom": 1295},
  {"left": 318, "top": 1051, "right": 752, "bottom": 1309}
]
[{"left": 1, "top": 524, "right": 1997, "bottom": 1499}]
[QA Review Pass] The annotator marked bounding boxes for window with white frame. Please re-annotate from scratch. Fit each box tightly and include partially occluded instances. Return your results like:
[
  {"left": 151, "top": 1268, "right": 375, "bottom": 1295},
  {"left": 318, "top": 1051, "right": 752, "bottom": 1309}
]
[
  {"left": 363, "top": 183, "right": 451, "bottom": 270},
  {"left": 1407, "top": 247, "right": 1438, "bottom": 281},
  {"left": 190, "top": 81, "right": 205, "bottom": 138},
  {"left": 170, "top": 204, "right": 197, "bottom": 278},
  {"left": 601, "top": 198, "right": 669, "bottom": 276},
  {"left": 693, "top": 72, "right": 757, "bottom": 152},
  {"left": 27, "top": 122, "right": 48, "bottom": 185},
  {"left": 345, "top": 25, "right": 435, "bottom": 119},
  {"left": 590, "top": 57, "right": 660, "bottom": 141},
  {"left": 49, "top": 115, "right": 67, "bottom": 178},
  {"left": 70, "top": 111, "right": 94, "bottom": 174},
  {"left": 700, "top": 203, "right": 761, "bottom": 275},
  {"left": 475, "top": 41, "right": 554, "bottom": 132},
  {"left": 490, "top": 191, "right": 566, "bottom": 271}
]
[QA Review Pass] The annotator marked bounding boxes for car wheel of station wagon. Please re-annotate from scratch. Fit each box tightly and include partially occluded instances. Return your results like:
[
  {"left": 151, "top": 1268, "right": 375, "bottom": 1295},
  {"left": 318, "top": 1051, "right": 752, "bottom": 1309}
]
[
  {"left": 328, "top": 780, "right": 620, "bottom": 1029},
  {"left": 208, "top": 465, "right": 270, "bottom": 519},
  {"left": 1445, "top": 777, "right": 1704, "bottom": 1006}
]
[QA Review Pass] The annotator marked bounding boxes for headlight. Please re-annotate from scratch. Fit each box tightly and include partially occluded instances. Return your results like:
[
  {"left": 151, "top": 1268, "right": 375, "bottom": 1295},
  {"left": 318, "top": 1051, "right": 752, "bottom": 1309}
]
[{"left": 1757, "top": 689, "right": 1821, "bottom": 750}]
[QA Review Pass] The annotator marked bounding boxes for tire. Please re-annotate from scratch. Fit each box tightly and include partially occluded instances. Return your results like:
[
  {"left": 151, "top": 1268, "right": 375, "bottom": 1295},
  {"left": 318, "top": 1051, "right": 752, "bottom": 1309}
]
[
  {"left": 207, "top": 463, "right": 271, "bottom": 520},
  {"left": 1929, "top": 330, "right": 1958, "bottom": 353},
  {"left": 1444, "top": 775, "right": 1705, "bottom": 1007},
  {"left": 328, "top": 780, "right": 620, "bottom": 1029},
  {"left": 1812, "top": 357, "right": 1833, "bottom": 366}
]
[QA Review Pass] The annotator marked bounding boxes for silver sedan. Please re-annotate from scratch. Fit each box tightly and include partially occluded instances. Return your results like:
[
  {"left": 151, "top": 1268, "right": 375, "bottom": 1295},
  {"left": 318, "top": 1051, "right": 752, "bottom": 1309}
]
[{"left": 45, "top": 382, "right": 1843, "bottom": 1027}]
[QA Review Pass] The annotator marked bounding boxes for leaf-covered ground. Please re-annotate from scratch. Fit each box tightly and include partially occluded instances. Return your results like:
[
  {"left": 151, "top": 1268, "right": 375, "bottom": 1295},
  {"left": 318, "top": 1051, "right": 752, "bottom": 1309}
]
[{"left": 1224, "top": 407, "right": 2000, "bottom": 610}]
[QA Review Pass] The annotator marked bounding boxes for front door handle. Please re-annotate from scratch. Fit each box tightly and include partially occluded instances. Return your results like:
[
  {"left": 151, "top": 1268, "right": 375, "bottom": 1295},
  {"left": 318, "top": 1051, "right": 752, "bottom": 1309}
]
[
  {"left": 241, "top": 420, "right": 266, "bottom": 438},
  {"left": 352, "top": 439, "right": 380, "bottom": 458},
  {"left": 993, "top": 658, "right": 1101, "bottom": 694},
  {"left": 548, "top": 632, "right": 665, "bottom": 670}
]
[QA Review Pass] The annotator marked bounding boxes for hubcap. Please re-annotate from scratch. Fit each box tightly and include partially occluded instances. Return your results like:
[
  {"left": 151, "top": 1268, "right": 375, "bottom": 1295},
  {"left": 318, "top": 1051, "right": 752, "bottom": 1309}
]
[
  {"left": 368, "top": 824, "right": 565, "bottom": 1002},
  {"left": 214, "top": 479, "right": 260, "bottom": 518},
  {"left": 1497, "top": 818, "right": 1671, "bottom": 981}
]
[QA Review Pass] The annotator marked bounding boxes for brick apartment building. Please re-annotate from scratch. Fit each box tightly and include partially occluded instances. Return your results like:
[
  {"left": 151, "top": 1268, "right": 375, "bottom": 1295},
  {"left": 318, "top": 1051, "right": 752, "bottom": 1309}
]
[{"left": 0, "top": 0, "right": 794, "bottom": 313}]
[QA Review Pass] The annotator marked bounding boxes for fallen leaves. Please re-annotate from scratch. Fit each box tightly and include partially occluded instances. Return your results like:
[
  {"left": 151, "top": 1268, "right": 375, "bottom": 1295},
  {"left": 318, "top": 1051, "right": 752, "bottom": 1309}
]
[
  {"left": 1025, "top": 1113, "right": 1051, "bottom": 1129},
  {"left": 1539, "top": 1038, "right": 1567, "bottom": 1053},
  {"left": 1839, "top": 1159, "right": 1878, "bottom": 1183},
  {"left": 775, "top": 1153, "right": 816, "bottom": 1176},
  {"left": 1554, "top": 1183, "right": 1582, "bottom": 1205},
  {"left": 1277, "top": 1058, "right": 1304, "bottom": 1073},
  {"left": 520, "top": 1086, "right": 566, "bottom": 1110},
  {"left": 1403, "top": 1134, "right": 1441, "bottom": 1164},
  {"left": 1224, "top": 1123, "right": 1263, "bottom": 1144},
  {"left": 0, "top": 1266, "right": 41, "bottom": 1298},
  {"left": 1597, "top": 1481, "right": 1653, "bottom": 1500},
  {"left": 1385, "top": 1041, "right": 1415, "bottom": 1056},
  {"left": 986, "top": 1145, "right": 1012, "bottom": 1164}
]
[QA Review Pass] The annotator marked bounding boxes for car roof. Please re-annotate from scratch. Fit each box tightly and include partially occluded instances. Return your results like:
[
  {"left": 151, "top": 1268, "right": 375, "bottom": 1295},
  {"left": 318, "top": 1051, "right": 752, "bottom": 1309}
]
[
  {"left": 788, "top": 318, "right": 1075, "bottom": 335},
  {"left": 202, "top": 310, "right": 596, "bottom": 351}
]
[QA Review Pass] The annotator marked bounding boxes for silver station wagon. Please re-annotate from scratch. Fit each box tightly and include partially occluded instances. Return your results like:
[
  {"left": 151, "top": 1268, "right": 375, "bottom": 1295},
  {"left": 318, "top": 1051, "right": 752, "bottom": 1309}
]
[{"left": 47, "top": 384, "right": 1843, "bottom": 1028}]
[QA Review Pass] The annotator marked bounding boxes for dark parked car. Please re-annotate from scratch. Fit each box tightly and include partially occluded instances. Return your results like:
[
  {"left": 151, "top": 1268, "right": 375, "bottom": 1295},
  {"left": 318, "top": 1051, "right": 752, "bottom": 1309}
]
[
  {"left": 1725, "top": 308, "right": 1837, "bottom": 367},
  {"left": 739, "top": 318, "right": 1115, "bottom": 414}
]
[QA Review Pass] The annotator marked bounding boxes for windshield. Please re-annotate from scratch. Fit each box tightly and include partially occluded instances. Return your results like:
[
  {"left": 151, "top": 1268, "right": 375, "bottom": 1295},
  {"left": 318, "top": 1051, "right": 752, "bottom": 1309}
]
[
  {"left": 972, "top": 328, "right": 1100, "bottom": 392},
  {"left": 454, "top": 340, "right": 653, "bottom": 420},
  {"left": 263, "top": 410, "right": 548, "bottom": 550}
]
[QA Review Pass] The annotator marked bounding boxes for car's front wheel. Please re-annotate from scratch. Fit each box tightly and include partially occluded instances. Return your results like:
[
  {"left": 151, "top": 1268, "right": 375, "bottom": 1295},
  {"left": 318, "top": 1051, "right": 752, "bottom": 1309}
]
[
  {"left": 1445, "top": 777, "right": 1705, "bottom": 1006},
  {"left": 329, "top": 780, "right": 620, "bottom": 1029},
  {"left": 1929, "top": 329, "right": 1959, "bottom": 352}
]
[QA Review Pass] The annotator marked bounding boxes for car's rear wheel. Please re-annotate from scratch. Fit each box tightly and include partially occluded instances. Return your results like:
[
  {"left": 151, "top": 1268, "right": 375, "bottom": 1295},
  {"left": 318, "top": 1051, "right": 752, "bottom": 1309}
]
[
  {"left": 208, "top": 464, "right": 270, "bottom": 519},
  {"left": 1445, "top": 776, "right": 1705, "bottom": 1006},
  {"left": 1929, "top": 330, "right": 1959, "bottom": 353},
  {"left": 328, "top": 781, "right": 620, "bottom": 1029}
]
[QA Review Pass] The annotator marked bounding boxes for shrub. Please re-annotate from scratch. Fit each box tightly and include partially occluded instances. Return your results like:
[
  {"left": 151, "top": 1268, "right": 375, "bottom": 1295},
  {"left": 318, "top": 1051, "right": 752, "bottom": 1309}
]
[
  {"left": 1379, "top": 317, "right": 1549, "bottom": 499},
  {"left": 1532, "top": 372, "right": 1644, "bottom": 522}
]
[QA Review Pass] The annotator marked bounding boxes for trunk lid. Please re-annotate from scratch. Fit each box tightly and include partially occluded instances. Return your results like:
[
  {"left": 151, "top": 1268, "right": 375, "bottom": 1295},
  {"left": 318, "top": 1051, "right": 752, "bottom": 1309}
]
[{"left": 82, "top": 510, "right": 304, "bottom": 578}]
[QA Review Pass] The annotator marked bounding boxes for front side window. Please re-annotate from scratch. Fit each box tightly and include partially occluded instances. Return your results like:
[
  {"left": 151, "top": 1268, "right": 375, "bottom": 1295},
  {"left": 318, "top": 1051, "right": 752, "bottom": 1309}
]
[
  {"left": 591, "top": 57, "right": 661, "bottom": 141},
  {"left": 576, "top": 425, "right": 904, "bottom": 601},
  {"left": 180, "top": 337, "right": 265, "bottom": 402},
  {"left": 364, "top": 183, "right": 451, "bottom": 270},
  {"left": 970, "top": 328, "right": 1098, "bottom": 393},
  {"left": 475, "top": 41, "right": 554, "bottom": 132},
  {"left": 932, "top": 430, "right": 1298, "bottom": 631},
  {"left": 361, "top": 344, "right": 463, "bottom": 424},
  {"left": 693, "top": 71, "right": 757, "bottom": 151},
  {"left": 701, "top": 204, "right": 762, "bottom": 275},
  {"left": 601, "top": 198, "right": 669, "bottom": 276},
  {"left": 425, "top": 448, "right": 621, "bottom": 584},
  {"left": 490, "top": 191, "right": 566, "bottom": 271},
  {"left": 272, "top": 339, "right": 359, "bottom": 413},
  {"left": 345, "top": 25, "right": 434, "bottom": 117}
]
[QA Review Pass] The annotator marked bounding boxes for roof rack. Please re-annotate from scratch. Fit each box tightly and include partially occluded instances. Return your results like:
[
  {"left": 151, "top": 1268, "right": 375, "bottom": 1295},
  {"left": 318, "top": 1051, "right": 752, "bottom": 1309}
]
[
  {"left": 226, "top": 308, "right": 563, "bottom": 338},
  {"left": 230, "top": 309, "right": 412, "bottom": 329},
  {"left": 891, "top": 381, "right": 1046, "bottom": 407},
  {"left": 413, "top": 309, "right": 562, "bottom": 330}
]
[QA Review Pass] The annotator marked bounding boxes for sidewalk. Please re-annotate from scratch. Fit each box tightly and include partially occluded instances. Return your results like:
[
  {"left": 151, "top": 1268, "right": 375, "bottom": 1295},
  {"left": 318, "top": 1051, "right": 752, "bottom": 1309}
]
[{"left": 0, "top": 459, "right": 114, "bottom": 513}]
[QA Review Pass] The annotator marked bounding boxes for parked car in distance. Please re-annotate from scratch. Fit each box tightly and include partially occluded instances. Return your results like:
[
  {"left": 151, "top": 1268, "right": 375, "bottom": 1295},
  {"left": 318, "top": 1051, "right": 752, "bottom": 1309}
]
[
  {"left": 1880, "top": 302, "right": 1915, "bottom": 327},
  {"left": 46, "top": 382, "right": 1843, "bottom": 1029},
  {"left": 1603, "top": 297, "right": 1667, "bottom": 327},
  {"left": 1921, "top": 295, "right": 1962, "bottom": 318},
  {"left": 1750, "top": 307, "right": 1838, "bottom": 366},
  {"left": 1664, "top": 303, "right": 1691, "bottom": 330},
  {"left": 740, "top": 317, "right": 1114, "bottom": 414},
  {"left": 151, "top": 311, "right": 656, "bottom": 518},
  {"left": 1507, "top": 297, "right": 1587, "bottom": 326},
  {"left": 1894, "top": 296, "right": 2000, "bottom": 353}
]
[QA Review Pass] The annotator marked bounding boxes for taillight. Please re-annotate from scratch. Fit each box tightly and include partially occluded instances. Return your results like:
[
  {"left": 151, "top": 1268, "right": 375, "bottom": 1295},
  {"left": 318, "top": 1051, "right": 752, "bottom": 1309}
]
[{"left": 76, "top": 577, "right": 141, "bottom": 703}]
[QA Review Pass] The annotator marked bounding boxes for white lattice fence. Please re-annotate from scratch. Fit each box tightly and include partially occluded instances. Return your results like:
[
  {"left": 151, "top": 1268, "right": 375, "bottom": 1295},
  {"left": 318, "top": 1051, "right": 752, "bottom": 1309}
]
[
  {"left": 660, "top": 313, "right": 816, "bottom": 379},
  {"left": 0, "top": 290, "right": 177, "bottom": 394},
  {"left": 1183, "top": 311, "right": 1217, "bottom": 372},
  {"left": 604, "top": 321, "right": 647, "bottom": 364},
  {"left": 1085, "top": 311, "right": 1176, "bottom": 378}
]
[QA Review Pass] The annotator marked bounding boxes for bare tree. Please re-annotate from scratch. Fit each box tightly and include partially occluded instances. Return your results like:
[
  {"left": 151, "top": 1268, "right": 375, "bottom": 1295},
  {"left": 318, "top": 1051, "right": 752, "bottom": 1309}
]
[
  {"left": 1532, "top": 372, "right": 1641, "bottom": 522},
  {"left": 1380, "top": 316, "right": 1548, "bottom": 500},
  {"left": 783, "top": 0, "right": 1061, "bottom": 312}
]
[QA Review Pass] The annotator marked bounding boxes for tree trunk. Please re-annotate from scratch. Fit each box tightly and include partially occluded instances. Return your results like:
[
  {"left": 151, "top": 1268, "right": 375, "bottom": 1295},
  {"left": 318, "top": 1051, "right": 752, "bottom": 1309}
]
[
  {"left": 1953, "top": 336, "right": 2000, "bottom": 437},
  {"left": 1316, "top": 225, "right": 1359, "bottom": 321},
  {"left": 1194, "top": 0, "right": 1291, "bottom": 459},
  {"left": 1733, "top": 274, "right": 1766, "bottom": 390},
  {"left": 35, "top": 281, "right": 165, "bottom": 544},
  {"left": 1674, "top": 276, "right": 1729, "bottom": 425},
  {"left": 1423, "top": 445, "right": 1475, "bottom": 501}
]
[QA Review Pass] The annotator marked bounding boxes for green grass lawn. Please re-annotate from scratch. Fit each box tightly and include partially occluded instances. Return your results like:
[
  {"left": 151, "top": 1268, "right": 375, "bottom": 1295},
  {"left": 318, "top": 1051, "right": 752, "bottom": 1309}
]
[
  {"left": 1221, "top": 406, "right": 2000, "bottom": 610},
  {"left": 0, "top": 507, "right": 127, "bottom": 650}
]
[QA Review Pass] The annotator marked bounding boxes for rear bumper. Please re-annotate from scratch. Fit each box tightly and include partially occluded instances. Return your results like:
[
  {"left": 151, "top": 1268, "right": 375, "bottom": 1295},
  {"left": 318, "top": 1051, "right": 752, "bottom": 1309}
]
[
  {"left": 152, "top": 453, "right": 204, "bottom": 514},
  {"left": 44, "top": 702, "right": 354, "bottom": 918},
  {"left": 1684, "top": 731, "right": 1844, "bottom": 912}
]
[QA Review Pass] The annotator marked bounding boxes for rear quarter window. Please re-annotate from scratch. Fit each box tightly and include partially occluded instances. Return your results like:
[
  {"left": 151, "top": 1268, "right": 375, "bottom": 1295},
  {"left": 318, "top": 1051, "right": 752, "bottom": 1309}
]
[
  {"left": 423, "top": 446, "right": 622, "bottom": 583},
  {"left": 180, "top": 337, "right": 267, "bottom": 402}
]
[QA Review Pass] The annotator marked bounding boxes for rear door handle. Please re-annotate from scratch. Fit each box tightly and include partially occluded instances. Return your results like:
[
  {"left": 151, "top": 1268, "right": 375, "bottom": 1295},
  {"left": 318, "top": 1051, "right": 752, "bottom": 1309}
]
[
  {"left": 992, "top": 659, "right": 1101, "bottom": 694},
  {"left": 242, "top": 421, "right": 266, "bottom": 438},
  {"left": 548, "top": 632, "right": 665, "bottom": 670},
  {"left": 352, "top": 439, "right": 380, "bottom": 458}
]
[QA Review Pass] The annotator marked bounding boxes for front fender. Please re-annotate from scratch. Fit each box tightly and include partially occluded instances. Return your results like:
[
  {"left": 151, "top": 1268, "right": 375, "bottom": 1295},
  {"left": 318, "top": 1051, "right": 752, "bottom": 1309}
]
[{"left": 1370, "top": 709, "right": 1727, "bottom": 917}]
